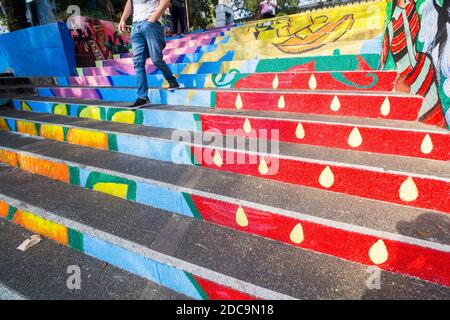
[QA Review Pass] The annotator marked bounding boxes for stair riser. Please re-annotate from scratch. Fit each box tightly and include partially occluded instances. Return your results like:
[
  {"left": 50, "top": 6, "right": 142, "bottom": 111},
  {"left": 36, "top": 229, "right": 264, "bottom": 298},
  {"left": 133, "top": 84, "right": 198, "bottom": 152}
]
[
  {"left": 35, "top": 87, "right": 423, "bottom": 121},
  {"left": 0, "top": 148, "right": 448, "bottom": 287},
  {"left": 0, "top": 199, "right": 257, "bottom": 300},
  {"left": 57, "top": 71, "right": 397, "bottom": 92},
  {"left": 78, "top": 53, "right": 382, "bottom": 76},
  {"left": 15, "top": 100, "right": 447, "bottom": 161}
]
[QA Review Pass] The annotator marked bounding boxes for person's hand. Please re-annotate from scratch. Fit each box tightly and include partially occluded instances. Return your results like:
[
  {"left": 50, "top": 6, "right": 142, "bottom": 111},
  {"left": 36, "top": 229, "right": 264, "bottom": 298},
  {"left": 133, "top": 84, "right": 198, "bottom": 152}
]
[
  {"left": 148, "top": 15, "right": 158, "bottom": 23},
  {"left": 118, "top": 20, "right": 126, "bottom": 33}
]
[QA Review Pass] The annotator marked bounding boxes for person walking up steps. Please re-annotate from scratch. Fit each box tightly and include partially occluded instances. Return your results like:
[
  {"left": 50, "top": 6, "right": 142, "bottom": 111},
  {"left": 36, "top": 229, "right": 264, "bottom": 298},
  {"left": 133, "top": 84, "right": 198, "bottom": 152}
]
[
  {"left": 119, "top": 0, "right": 180, "bottom": 107},
  {"left": 170, "top": 0, "right": 186, "bottom": 35},
  {"left": 260, "top": 0, "right": 277, "bottom": 19}
]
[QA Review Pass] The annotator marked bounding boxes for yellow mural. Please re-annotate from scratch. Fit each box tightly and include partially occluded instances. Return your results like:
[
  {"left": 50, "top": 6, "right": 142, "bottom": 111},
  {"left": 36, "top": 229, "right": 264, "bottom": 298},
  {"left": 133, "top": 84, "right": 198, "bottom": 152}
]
[
  {"left": 237, "top": 0, "right": 387, "bottom": 41},
  {"left": 66, "top": 128, "right": 109, "bottom": 149},
  {"left": 93, "top": 182, "right": 129, "bottom": 199},
  {"left": 79, "top": 106, "right": 102, "bottom": 120},
  {"left": 195, "top": 0, "right": 387, "bottom": 59},
  {"left": 273, "top": 14, "right": 354, "bottom": 54},
  {"left": 40, "top": 124, "right": 65, "bottom": 141},
  {"left": 0, "top": 201, "right": 9, "bottom": 218},
  {"left": 111, "top": 110, "right": 135, "bottom": 124},
  {"left": 13, "top": 210, "right": 68, "bottom": 245},
  {"left": 17, "top": 121, "right": 38, "bottom": 136}
]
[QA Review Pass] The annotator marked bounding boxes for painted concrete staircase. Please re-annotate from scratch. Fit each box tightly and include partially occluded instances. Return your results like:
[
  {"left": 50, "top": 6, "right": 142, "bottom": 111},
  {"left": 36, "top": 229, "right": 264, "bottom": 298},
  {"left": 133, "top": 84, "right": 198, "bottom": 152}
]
[{"left": 0, "top": 1, "right": 449, "bottom": 299}]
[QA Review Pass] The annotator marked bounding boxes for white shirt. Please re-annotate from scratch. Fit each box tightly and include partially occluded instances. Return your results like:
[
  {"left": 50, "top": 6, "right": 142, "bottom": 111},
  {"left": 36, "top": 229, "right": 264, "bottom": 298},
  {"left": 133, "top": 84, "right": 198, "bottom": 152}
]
[{"left": 132, "top": 0, "right": 160, "bottom": 22}]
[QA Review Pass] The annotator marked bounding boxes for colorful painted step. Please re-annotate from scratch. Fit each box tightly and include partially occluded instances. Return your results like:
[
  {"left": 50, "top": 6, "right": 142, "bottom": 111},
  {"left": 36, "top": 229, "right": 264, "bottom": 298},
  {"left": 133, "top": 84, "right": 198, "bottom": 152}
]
[
  {"left": 0, "top": 131, "right": 449, "bottom": 289},
  {"left": 34, "top": 87, "right": 423, "bottom": 122},
  {"left": 58, "top": 71, "right": 398, "bottom": 93},
  {"left": 0, "top": 218, "right": 186, "bottom": 300},
  {"left": 77, "top": 53, "right": 384, "bottom": 76},
  {"left": 10, "top": 98, "right": 449, "bottom": 161},
  {"left": 2, "top": 167, "right": 448, "bottom": 299},
  {"left": 0, "top": 109, "right": 448, "bottom": 213}
]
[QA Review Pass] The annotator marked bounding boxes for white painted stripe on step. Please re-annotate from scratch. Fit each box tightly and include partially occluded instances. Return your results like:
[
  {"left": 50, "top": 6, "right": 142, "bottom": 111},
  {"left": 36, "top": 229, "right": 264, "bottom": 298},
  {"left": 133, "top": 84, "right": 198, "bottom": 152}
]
[
  {"left": 0, "top": 144, "right": 449, "bottom": 254},
  {"left": 0, "top": 193, "right": 296, "bottom": 301},
  {"left": 0, "top": 283, "right": 26, "bottom": 300}
]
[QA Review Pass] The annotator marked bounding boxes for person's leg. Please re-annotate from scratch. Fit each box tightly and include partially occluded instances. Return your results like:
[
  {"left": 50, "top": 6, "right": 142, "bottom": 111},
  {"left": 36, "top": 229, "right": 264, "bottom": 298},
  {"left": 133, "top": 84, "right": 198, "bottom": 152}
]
[
  {"left": 131, "top": 23, "right": 150, "bottom": 100},
  {"left": 144, "top": 22, "right": 178, "bottom": 87},
  {"left": 177, "top": 7, "right": 186, "bottom": 34},
  {"left": 169, "top": 6, "right": 178, "bottom": 35}
]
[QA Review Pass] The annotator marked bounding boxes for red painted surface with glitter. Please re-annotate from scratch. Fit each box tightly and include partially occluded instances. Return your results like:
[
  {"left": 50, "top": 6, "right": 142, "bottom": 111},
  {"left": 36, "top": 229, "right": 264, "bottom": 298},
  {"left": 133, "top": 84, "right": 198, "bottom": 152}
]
[
  {"left": 192, "top": 147, "right": 450, "bottom": 213},
  {"left": 234, "top": 71, "right": 397, "bottom": 91},
  {"left": 215, "top": 92, "right": 423, "bottom": 121},
  {"left": 199, "top": 114, "right": 450, "bottom": 161},
  {"left": 190, "top": 195, "right": 450, "bottom": 287}
]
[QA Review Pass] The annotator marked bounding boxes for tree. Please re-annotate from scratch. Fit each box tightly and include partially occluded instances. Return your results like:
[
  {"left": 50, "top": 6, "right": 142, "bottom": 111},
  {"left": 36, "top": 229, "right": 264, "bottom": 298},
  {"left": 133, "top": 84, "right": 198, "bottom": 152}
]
[
  {"left": 0, "top": 0, "right": 30, "bottom": 31},
  {"left": 187, "top": 0, "right": 215, "bottom": 30}
]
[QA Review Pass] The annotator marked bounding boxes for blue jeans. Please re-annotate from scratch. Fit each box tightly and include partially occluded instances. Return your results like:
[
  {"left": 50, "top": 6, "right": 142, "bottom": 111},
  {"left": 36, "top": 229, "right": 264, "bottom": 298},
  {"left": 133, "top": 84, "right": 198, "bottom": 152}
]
[{"left": 131, "top": 20, "right": 177, "bottom": 99}]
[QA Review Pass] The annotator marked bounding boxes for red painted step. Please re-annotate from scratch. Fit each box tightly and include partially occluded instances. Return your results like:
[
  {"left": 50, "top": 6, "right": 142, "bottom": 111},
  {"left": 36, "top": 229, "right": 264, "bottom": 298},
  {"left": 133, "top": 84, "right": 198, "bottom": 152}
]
[
  {"left": 217, "top": 91, "right": 423, "bottom": 121},
  {"left": 191, "top": 146, "right": 450, "bottom": 214},
  {"left": 197, "top": 112, "right": 449, "bottom": 161}
]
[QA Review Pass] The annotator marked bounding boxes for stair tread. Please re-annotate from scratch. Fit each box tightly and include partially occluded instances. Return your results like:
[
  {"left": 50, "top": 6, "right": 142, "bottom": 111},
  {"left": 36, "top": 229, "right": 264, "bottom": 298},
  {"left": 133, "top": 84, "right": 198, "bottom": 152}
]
[
  {"left": 0, "top": 131, "right": 448, "bottom": 247},
  {"left": 143, "top": 104, "right": 449, "bottom": 134},
  {"left": 0, "top": 213, "right": 187, "bottom": 300},
  {"left": 0, "top": 165, "right": 448, "bottom": 299},
  {"left": 12, "top": 97, "right": 447, "bottom": 133},
  {"left": 36, "top": 85, "right": 416, "bottom": 96},
  {"left": 2, "top": 110, "right": 448, "bottom": 179}
]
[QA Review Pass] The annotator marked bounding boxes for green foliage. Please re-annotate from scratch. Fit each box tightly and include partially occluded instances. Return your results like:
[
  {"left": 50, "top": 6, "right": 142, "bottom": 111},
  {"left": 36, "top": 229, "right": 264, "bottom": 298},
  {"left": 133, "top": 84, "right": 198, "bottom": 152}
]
[
  {"left": 186, "top": 0, "right": 215, "bottom": 30},
  {"left": 0, "top": 0, "right": 30, "bottom": 31}
]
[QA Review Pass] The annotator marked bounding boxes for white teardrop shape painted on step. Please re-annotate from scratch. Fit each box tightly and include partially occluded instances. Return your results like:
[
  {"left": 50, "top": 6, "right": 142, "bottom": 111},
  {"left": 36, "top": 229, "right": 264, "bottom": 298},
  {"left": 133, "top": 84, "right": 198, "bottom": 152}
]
[
  {"left": 420, "top": 134, "right": 433, "bottom": 154},
  {"left": 347, "top": 127, "right": 363, "bottom": 148},
  {"left": 236, "top": 206, "right": 249, "bottom": 227},
  {"left": 290, "top": 223, "right": 304, "bottom": 244},
  {"left": 308, "top": 74, "right": 317, "bottom": 90},
  {"left": 330, "top": 96, "right": 341, "bottom": 112},
  {"left": 272, "top": 74, "right": 279, "bottom": 89},
  {"left": 399, "top": 176, "right": 419, "bottom": 202},
  {"left": 278, "top": 95, "right": 286, "bottom": 109},
  {"left": 213, "top": 150, "right": 223, "bottom": 168},
  {"left": 243, "top": 118, "right": 252, "bottom": 133},
  {"left": 258, "top": 157, "right": 269, "bottom": 175},
  {"left": 380, "top": 97, "right": 390, "bottom": 116},
  {"left": 295, "top": 122, "right": 305, "bottom": 140},
  {"left": 319, "top": 166, "right": 335, "bottom": 188},
  {"left": 369, "top": 240, "right": 389, "bottom": 265},
  {"left": 235, "top": 94, "right": 243, "bottom": 109}
]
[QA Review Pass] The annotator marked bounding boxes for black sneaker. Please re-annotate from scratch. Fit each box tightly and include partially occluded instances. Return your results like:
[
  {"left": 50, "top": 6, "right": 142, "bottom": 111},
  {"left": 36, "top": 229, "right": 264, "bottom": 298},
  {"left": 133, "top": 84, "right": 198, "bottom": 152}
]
[
  {"left": 168, "top": 82, "right": 180, "bottom": 90},
  {"left": 131, "top": 97, "right": 150, "bottom": 107}
]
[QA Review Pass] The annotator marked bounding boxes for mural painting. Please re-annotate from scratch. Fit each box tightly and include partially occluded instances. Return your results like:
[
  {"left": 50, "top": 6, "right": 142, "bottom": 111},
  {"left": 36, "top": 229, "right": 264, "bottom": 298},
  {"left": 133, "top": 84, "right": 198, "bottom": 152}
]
[
  {"left": 69, "top": 16, "right": 131, "bottom": 67},
  {"left": 382, "top": 0, "right": 450, "bottom": 128}
]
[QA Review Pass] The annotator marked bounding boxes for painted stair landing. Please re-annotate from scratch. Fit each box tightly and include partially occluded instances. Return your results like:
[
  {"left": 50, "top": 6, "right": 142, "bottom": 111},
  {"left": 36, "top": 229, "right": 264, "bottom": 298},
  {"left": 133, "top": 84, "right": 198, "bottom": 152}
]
[
  {"left": 0, "top": 132, "right": 448, "bottom": 288},
  {"left": 0, "top": 166, "right": 449, "bottom": 299}
]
